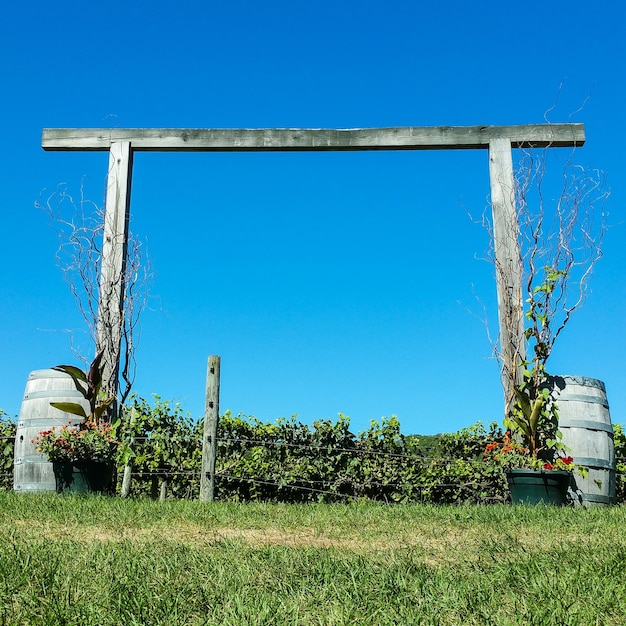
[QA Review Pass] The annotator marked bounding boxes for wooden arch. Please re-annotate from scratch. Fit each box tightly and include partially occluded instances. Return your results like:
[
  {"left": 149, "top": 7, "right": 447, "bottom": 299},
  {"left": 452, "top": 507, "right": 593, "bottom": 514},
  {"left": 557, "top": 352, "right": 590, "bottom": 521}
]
[{"left": 42, "top": 124, "right": 585, "bottom": 411}]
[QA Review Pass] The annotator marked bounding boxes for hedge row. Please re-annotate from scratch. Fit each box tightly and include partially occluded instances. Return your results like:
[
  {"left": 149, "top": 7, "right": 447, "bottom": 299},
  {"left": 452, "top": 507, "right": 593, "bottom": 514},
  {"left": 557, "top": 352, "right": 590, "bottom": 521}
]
[{"left": 2, "top": 399, "right": 625, "bottom": 504}]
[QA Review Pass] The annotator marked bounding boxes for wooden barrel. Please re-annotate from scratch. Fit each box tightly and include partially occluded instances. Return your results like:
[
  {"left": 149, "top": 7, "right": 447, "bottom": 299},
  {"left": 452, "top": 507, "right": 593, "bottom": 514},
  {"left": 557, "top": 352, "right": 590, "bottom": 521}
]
[
  {"left": 13, "top": 369, "right": 89, "bottom": 492},
  {"left": 552, "top": 375, "right": 615, "bottom": 507}
]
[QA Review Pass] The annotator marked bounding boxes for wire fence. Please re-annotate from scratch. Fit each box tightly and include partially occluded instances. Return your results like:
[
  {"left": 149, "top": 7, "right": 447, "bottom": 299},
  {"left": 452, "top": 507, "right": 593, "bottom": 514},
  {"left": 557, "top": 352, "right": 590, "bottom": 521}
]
[{"left": 3, "top": 433, "right": 626, "bottom": 505}]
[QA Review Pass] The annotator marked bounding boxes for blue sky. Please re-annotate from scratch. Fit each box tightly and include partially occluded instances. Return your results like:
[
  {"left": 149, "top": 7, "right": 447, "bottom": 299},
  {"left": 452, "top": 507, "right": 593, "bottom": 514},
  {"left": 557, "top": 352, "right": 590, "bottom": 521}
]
[{"left": 1, "top": 1, "right": 624, "bottom": 435}]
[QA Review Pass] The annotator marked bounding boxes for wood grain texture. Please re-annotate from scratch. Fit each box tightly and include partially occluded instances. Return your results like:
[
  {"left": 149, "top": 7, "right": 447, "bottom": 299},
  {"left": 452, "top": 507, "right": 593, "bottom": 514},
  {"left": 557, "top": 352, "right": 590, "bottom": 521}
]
[
  {"left": 42, "top": 124, "right": 585, "bottom": 152},
  {"left": 95, "top": 141, "right": 133, "bottom": 403},
  {"left": 488, "top": 137, "right": 526, "bottom": 411},
  {"left": 200, "top": 355, "right": 221, "bottom": 502}
]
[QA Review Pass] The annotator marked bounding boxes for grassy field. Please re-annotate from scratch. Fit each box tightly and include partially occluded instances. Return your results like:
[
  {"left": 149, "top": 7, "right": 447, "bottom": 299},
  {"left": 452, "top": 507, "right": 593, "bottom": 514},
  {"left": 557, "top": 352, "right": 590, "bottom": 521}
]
[{"left": 0, "top": 493, "right": 625, "bottom": 625}]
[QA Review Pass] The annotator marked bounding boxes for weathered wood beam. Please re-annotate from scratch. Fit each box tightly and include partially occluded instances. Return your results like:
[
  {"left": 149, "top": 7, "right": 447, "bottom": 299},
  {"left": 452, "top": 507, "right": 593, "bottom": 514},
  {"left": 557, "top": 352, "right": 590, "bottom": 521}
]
[
  {"left": 488, "top": 137, "right": 526, "bottom": 413},
  {"left": 200, "top": 355, "right": 220, "bottom": 502},
  {"left": 42, "top": 124, "right": 585, "bottom": 152},
  {"left": 96, "top": 141, "right": 133, "bottom": 407}
]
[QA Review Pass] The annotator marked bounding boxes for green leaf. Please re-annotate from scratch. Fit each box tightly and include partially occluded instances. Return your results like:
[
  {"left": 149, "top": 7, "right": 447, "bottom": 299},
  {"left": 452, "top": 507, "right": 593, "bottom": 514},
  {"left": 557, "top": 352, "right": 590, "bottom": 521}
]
[
  {"left": 49, "top": 402, "right": 88, "bottom": 419},
  {"left": 94, "top": 397, "right": 115, "bottom": 421},
  {"left": 53, "top": 365, "right": 87, "bottom": 383},
  {"left": 88, "top": 350, "right": 105, "bottom": 395},
  {"left": 514, "top": 388, "right": 532, "bottom": 419},
  {"left": 510, "top": 414, "right": 531, "bottom": 439},
  {"left": 529, "top": 397, "right": 544, "bottom": 433},
  {"left": 52, "top": 365, "right": 88, "bottom": 396}
]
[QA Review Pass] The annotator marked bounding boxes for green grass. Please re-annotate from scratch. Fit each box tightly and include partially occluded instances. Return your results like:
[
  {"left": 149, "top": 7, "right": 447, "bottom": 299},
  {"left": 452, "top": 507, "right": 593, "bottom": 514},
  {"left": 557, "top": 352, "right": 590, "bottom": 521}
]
[{"left": 1, "top": 493, "right": 625, "bottom": 625}]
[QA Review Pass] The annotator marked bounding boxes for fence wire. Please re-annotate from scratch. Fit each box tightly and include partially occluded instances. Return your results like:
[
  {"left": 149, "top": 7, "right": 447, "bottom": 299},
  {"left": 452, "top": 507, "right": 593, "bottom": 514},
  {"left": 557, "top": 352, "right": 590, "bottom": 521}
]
[{"left": 2, "top": 432, "right": 625, "bottom": 502}]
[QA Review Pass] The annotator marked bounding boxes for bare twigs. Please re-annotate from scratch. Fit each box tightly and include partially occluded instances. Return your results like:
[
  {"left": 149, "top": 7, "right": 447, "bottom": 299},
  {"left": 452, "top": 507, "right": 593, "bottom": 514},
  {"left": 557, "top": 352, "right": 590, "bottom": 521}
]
[
  {"left": 485, "top": 142, "right": 608, "bottom": 424},
  {"left": 515, "top": 147, "right": 608, "bottom": 363},
  {"left": 36, "top": 181, "right": 151, "bottom": 410},
  {"left": 481, "top": 139, "right": 608, "bottom": 462}
]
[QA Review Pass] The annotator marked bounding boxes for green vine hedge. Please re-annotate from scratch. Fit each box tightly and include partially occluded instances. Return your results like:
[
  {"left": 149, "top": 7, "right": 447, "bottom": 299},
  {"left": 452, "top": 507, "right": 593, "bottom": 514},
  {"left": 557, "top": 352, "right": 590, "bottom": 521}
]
[{"left": 2, "top": 398, "right": 624, "bottom": 504}]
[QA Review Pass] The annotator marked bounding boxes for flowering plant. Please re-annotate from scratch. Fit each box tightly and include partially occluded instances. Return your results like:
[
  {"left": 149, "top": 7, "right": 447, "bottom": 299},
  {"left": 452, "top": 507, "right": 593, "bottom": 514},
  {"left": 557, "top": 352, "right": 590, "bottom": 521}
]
[
  {"left": 32, "top": 420, "right": 120, "bottom": 463},
  {"left": 483, "top": 432, "right": 579, "bottom": 473},
  {"left": 32, "top": 351, "right": 121, "bottom": 464},
  {"left": 49, "top": 350, "right": 115, "bottom": 424}
]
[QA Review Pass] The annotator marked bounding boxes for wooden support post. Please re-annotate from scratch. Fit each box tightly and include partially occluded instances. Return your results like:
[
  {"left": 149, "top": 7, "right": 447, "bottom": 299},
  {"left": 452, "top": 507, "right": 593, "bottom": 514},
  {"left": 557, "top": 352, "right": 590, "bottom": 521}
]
[
  {"left": 488, "top": 137, "right": 525, "bottom": 413},
  {"left": 96, "top": 141, "right": 133, "bottom": 408},
  {"left": 120, "top": 405, "right": 137, "bottom": 498},
  {"left": 200, "top": 355, "right": 221, "bottom": 502}
]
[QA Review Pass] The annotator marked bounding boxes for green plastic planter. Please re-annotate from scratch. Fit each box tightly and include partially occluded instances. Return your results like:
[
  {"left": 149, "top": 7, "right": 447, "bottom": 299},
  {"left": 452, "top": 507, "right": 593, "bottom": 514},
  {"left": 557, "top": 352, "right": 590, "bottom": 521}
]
[
  {"left": 53, "top": 461, "right": 116, "bottom": 494},
  {"left": 505, "top": 469, "right": 572, "bottom": 505}
]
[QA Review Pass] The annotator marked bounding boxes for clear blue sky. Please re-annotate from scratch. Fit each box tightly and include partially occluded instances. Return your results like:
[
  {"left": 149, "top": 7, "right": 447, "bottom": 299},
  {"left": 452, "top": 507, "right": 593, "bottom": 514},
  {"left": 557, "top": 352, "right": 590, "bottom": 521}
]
[{"left": 1, "top": 1, "right": 624, "bottom": 435}]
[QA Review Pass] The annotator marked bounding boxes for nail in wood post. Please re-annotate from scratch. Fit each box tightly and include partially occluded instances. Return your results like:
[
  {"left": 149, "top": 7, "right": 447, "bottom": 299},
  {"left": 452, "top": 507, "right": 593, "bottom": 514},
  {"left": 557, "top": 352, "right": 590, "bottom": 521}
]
[{"left": 200, "top": 355, "right": 220, "bottom": 502}]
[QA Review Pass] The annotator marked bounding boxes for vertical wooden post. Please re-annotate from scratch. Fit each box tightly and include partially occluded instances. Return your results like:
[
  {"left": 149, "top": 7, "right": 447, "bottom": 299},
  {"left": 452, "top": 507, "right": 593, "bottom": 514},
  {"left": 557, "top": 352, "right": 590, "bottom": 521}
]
[
  {"left": 120, "top": 405, "right": 137, "bottom": 498},
  {"left": 96, "top": 141, "right": 133, "bottom": 407},
  {"left": 200, "top": 355, "right": 221, "bottom": 502},
  {"left": 120, "top": 459, "right": 133, "bottom": 498},
  {"left": 488, "top": 138, "right": 525, "bottom": 413}
]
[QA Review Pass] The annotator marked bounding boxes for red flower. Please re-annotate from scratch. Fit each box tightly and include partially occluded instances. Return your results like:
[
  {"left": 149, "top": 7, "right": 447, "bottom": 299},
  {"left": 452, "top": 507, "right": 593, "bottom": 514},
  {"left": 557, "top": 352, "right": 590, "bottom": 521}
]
[
  {"left": 543, "top": 463, "right": 553, "bottom": 470},
  {"left": 562, "top": 456, "right": 573, "bottom": 465}
]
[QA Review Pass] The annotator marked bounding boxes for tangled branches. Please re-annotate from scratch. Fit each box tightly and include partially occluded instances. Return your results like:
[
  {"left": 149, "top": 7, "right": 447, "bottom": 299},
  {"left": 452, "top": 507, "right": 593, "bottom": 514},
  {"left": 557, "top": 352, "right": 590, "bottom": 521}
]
[{"left": 36, "top": 181, "right": 152, "bottom": 407}]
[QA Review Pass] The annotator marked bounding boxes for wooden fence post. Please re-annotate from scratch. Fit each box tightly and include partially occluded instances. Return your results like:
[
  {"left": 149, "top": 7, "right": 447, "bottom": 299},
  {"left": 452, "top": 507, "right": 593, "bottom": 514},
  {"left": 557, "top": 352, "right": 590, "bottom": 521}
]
[
  {"left": 200, "top": 355, "right": 220, "bottom": 502},
  {"left": 120, "top": 405, "right": 137, "bottom": 498}
]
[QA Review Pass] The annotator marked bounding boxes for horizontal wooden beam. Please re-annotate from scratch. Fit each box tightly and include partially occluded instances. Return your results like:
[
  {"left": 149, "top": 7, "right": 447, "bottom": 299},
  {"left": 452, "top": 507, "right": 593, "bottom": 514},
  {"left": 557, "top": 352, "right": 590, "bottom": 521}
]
[{"left": 42, "top": 124, "right": 585, "bottom": 152}]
